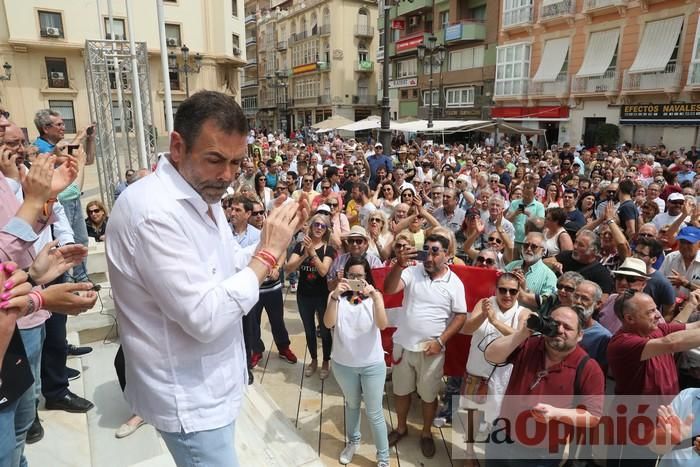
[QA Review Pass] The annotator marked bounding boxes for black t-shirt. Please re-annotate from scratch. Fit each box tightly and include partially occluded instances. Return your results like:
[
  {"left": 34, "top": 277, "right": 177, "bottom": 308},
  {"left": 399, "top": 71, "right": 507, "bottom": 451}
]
[
  {"left": 0, "top": 326, "right": 34, "bottom": 409},
  {"left": 564, "top": 209, "right": 586, "bottom": 235},
  {"left": 616, "top": 199, "right": 638, "bottom": 234},
  {"left": 293, "top": 243, "right": 336, "bottom": 296},
  {"left": 555, "top": 251, "right": 614, "bottom": 293}
]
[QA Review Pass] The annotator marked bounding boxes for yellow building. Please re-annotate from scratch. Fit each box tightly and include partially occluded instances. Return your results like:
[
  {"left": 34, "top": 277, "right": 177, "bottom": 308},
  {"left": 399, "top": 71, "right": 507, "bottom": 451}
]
[{"left": 0, "top": 0, "right": 246, "bottom": 139}]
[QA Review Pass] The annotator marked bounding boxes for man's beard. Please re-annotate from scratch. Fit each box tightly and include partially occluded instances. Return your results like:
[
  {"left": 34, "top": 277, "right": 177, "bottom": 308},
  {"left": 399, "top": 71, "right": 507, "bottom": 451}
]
[
  {"left": 193, "top": 180, "right": 230, "bottom": 204},
  {"left": 521, "top": 250, "right": 542, "bottom": 264},
  {"left": 573, "top": 304, "right": 595, "bottom": 321},
  {"left": 546, "top": 335, "right": 575, "bottom": 352}
]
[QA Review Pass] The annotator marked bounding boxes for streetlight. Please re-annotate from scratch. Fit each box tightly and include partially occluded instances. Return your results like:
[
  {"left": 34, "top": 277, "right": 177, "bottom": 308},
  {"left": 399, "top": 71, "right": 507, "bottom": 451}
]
[
  {"left": 168, "top": 44, "right": 202, "bottom": 97},
  {"left": 273, "top": 70, "right": 289, "bottom": 133},
  {"left": 0, "top": 62, "right": 12, "bottom": 81},
  {"left": 417, "top": 35, "right": 445, "bottom": 129}
]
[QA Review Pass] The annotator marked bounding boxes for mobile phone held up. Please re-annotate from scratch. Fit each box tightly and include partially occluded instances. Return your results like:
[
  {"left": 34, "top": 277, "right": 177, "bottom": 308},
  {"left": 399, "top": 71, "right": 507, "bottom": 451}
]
[
  {"left": 347, "top": 279, "right": 365, "bottom": 292},
  {"left": 67, "top": 144, "right": 80, "bottom": 155},
  {"left": 415, "top": 250, "right": 428, "bottom": 262}
]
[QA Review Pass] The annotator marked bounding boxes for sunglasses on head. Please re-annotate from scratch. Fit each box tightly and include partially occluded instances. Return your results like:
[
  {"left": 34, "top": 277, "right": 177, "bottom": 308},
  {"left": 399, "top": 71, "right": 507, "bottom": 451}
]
[
  {"left": 498, "top": 287, "right": 518, "bottom": 296},
  {"left": 476, "top": 256, "right": 496, "bottom": 266},
  {"left": 347, "top": 238, "right": 365, "bottom": 245}
]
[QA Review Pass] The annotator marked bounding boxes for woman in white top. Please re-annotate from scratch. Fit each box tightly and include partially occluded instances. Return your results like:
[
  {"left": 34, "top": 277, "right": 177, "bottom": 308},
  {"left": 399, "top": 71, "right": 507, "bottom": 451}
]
[
  {"left": 254, "top": 172, "right": 273, "bottom": 209},
  {"left": 459, "top": 273, "right": 524, "bottom": 466},
  {"left": 365, "top": 211, "right": 393, "bottom": 261},
  {"left": 542, "top": 207, "right": 573, "bottom": 258},
  {"left": 324, "top": 257, "right": 390, "bottom": 467}
]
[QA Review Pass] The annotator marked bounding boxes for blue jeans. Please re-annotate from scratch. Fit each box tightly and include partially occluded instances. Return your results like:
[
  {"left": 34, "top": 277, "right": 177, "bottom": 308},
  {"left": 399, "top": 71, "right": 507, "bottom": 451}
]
[
  {"left": 60, "top": 198, "right": 89, "bottom": 281},
  {"left": 159, "top": 421, "right": 238, "bottom": 467},
  {"left": 332, "top": 361, "right": 389, "bottom": 463},
  {"left": 14, "top": 325, "right": 45, "bottom": 467},
  {"left": 0, "top": 400, "right": 20, "bottom": 467}
]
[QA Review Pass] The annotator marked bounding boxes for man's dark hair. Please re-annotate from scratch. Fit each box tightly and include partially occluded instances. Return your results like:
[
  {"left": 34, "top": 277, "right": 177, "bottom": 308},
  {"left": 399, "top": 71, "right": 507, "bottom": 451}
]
[
  {"left": 552, "top": 305, "right": 585, "bottom": 333},
  {"left": 354, "top": 182, "right": 370, "bottom": 198},
  {"left": 326, "top": 166, "right": 339, "bottom": 178},
  {"left": 174, "top": 91, "right": 247, "bottom": 152},
  {"left": 287, "top": 170, "right": 298, "bottom": 180},
  {"left": 230, "top": 194, "right": 254, "bottom": 212},
  {"left": 425, "top": 233, "right": 449, "bottom": 250},
  {"left": 547, "top": 207, "right": 568, "bottom": 227},
  {"left": 636, "top": 236, "right": 663, "bottom": 260},
  {"left": 618, "top": 179, "right": 636, "bottom": 196}
]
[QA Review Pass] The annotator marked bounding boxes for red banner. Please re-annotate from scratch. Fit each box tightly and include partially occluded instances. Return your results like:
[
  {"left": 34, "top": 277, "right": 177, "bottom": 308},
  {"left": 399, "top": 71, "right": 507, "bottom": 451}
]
[
  {"left": 371, "top": 265, "right": 499, "bottom": 376},
  {"left": 395, "top": 34, "right": 425, "bottom": 52},
  {"left": 491, "top": 106, "right": 570, "bottom": 120},
  {"left": 391, "top": 19, "right": 405, "bottom": 30}
]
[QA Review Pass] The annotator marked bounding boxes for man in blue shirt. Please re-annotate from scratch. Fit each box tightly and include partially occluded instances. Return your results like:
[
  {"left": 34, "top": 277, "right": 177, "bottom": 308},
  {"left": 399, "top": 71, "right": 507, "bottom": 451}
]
[
  {"left": 572, "top": 280, "right": 611, "bottom": 372},
  {"left": 367, "top": 142, "right": 393, "bottom": 188}
]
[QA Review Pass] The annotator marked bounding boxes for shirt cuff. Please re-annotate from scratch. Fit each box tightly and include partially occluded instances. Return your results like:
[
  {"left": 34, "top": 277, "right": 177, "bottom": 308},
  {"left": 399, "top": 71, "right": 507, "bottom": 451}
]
[
  {"left": 221, "top": 266, "right": 260, "bottom": 315},
  {"left": 2, "top": 217, "right": 39, "bottom": 243}
]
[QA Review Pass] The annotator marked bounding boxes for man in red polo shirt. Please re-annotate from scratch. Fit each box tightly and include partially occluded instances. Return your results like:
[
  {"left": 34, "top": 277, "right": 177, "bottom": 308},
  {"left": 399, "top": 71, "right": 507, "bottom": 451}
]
[
  {"left": 607, "top": 290, "right": 700, "bottom": 467},
  {"left": 483, "top": 306, "right": 605, "bottom": 467}
]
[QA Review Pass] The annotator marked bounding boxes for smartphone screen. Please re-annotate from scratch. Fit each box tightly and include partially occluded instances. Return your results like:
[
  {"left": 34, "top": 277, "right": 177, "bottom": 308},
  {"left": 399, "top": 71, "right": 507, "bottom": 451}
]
[{"left": 415, "top": 250, "right": 428, "bottom": 262}]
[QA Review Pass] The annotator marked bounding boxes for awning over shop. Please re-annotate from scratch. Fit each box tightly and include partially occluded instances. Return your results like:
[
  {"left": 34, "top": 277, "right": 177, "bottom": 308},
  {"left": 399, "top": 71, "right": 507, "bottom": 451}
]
[
  {"left": 311, "top": 114, "right": 354, "bottom": 132},
  {"left": 575, "top": 29, "right": 620, "bottom": 78},
  {"left": 628, "top": 16, "right": 684, "bottom": 74},
  {"left": 389, "top": 119, "right": 480, "bottom": 132},
  {"left": 336, "top": 115, "right": 381, "bottom": 132},
  {"left": 532, "top": 37, "right": 570, "bottom": 82}
]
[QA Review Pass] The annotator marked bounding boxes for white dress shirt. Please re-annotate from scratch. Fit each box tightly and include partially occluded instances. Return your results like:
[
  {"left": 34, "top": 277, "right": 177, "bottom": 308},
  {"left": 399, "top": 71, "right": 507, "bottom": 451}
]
[{"left": 106, "top": 156, "right": 260, "bottom": 434}]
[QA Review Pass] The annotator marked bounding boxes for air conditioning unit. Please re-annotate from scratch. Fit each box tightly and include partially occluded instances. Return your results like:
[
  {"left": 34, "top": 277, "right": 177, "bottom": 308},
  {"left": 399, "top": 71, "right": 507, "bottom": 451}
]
[
  {"left": 408, "top": 16, "right": 419, "bottom": 27},
  {"left": 46, "top": 27, "right": 61, "bottom": 37},
  {"left": 167, "top": 37, "right": 178, "bottom": 47},
  {"left": 50, "top": 72, "right": 65, "bottom": 80},
  {"left": 233, "top": 47, "right": 241, "bottom": 56}
]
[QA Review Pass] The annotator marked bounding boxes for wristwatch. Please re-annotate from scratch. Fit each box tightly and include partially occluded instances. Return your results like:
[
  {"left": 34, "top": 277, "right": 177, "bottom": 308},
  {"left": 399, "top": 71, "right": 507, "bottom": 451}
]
[{"left": 435, "top": 336, "right": 446, "bottom": 352}]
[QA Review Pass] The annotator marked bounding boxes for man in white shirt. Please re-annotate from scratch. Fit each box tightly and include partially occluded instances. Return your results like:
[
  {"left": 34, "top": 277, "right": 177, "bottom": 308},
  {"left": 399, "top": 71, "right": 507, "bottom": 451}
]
[
  {"left": 384, "top": 233, "right": 467, "bottom": 458},
  {"left": 652, "top": 192, "right": 687, "bottom": 230},
  {"left": 106, "top": 91, "right": 304, "bottom": 467}
]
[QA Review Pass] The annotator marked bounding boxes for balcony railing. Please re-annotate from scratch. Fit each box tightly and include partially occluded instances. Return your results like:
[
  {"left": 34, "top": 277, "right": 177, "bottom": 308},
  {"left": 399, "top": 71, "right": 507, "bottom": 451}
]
[
  {"left": 242, "top": 79, "right": 258, "bottom": 88},
  {"left": 354, "top": 24, "right": 374, "bottom": 38},
  {"left": 289, "top": 31, "right": 308, "bottom": 44},
  {"left": 353, "top": 94, "right": 377, "bottom": 105},
  {"left": 277, "top": 40, "right": 287, "bottom": 51},
  {"left": 571, "top": 70, "right": 619, "bottom": 94},
  {"left": 293, "top": 96, "right": 318, "bottom": 106},
  {"left": 318, "top": 94, "right": 331, "bottom": 105},
  {"left": 318, "top": 61, "right": 331, "bottom": 71},
  {"left": 502, "top": 5, "right": 533, "bottom": 29},
  {"left": 355, "top": 60, "right": 374, "bottom": 72},
  {"left": 246, "top": 36, "right": 256, "bottom": 46},
  {"left": 245, "top": 14, "right": 256, "bottom": 24},
  {"left": 245, "top": 58, "right": 257, "bottom": 66},
  {"left": 584, "top": 0, "right": 627, "bottom": 11},
  {"left": 530, "top": 72, "right": 570, "bottom": 97},
  {"left": 494, "top": 78, "right": 529, "bottom": 98},
  {"left": 540, "top": 0, "right": 575, "bottom": 21},
  {"left": 622, "top": 62, "right": 682, "bottom": 92},
  {"left": 320, "top": 24, "right": 331, "bottom": 36}
]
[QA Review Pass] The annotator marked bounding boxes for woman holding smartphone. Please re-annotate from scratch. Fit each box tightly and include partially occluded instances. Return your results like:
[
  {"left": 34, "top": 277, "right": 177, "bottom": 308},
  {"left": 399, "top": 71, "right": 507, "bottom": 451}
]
[
  {"left": 286, "top": 213, "right": 336, "bottom": 378},
  {"left": 324, "top": 257, "right": 390, "bottom": 467}
]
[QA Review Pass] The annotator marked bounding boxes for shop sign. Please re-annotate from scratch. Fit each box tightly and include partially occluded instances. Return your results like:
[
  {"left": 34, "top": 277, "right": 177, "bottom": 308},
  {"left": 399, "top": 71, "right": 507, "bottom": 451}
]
[
  {"left": 390, "top": 77, "right": 418, "bottom": 88},
  {"left": 293, "top": 63, "right": 318, "bottom": 75},
  {"left": 392, "top": 19, "right": 405, "bottom": 30},
  {"left": 396, "top": 34, "right": 424, "bottom": 52},
  {"left": 445, "top": 24, "right": 462, "bottom": 42},
  {"left": 620, "top": 103, "right": 700, "bottom": 124},
  {"left": 444, "top": 107, "right": 480, "bottom": 118}
]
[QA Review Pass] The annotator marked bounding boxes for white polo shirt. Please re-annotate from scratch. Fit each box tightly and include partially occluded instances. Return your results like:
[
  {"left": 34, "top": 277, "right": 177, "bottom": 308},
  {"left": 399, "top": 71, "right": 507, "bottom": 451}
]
[
  {"left": 660, "top": 250, "right": 700, "bottom": 296},
  {"left": 393, "top": 264, "right": 467, "bottom": 351}
]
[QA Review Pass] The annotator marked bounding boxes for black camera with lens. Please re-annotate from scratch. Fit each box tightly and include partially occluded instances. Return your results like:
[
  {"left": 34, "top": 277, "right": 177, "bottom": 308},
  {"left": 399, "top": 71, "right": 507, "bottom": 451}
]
[{"left": 527, "top": 314, "right": 559, "bottom": 337}]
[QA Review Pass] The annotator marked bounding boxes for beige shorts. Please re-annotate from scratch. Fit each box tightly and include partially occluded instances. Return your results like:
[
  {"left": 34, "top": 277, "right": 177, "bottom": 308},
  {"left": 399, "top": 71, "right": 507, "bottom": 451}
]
[{"left": 391, "top": 343, "right": 445, "bottom": 402}]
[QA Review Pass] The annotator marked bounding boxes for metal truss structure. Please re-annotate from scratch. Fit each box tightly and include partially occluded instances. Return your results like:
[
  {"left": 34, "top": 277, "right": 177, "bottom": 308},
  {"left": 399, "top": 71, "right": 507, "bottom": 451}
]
[{"left": 84, "top": 39, "right": 156, "bottom": 207}]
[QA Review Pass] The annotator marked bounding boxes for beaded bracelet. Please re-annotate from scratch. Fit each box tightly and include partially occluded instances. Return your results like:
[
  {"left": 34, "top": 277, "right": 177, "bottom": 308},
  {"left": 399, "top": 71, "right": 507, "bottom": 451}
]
[
  {"left": 251, "top": 255, "right": 274, "bottom": 275},
  {"left": 256, "top": 249, "right": 278, "bottom": 267},
  {"left": 27, "top": 290, "right": 44, "bottom": 314}
]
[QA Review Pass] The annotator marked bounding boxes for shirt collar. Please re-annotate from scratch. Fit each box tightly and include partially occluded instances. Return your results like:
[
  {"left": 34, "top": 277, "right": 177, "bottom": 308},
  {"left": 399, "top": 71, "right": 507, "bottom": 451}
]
[
  {"left": 422, "top": 264, "right": 452, "bottom": 283},
  {"left": 156, "top": 156, "right": 212, "bottom": 215}
]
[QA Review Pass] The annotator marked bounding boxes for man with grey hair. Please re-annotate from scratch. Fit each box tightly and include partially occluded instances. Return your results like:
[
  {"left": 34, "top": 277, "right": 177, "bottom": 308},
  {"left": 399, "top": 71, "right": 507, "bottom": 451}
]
[
  {"left": 480, "top": 194, "right": 515, "bottom": 249},
  {"left": 572, "top": 280, "right": 610, "bottom": 370},
  {"left": 505, "top": 231, "right": 557, "bottom": 299},
  {"left": 433, "top": 187, "right": 466, "bottom": 234},
  {"left": 549, "top": 229, "right": 614, "bottom": 294}
]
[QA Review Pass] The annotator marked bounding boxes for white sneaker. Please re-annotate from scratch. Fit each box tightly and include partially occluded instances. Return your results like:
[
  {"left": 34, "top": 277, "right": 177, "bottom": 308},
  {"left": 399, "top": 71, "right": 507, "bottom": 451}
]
[
  {"left": 289, "top": 283, "right": 297, "bottom": 293},
  {"left": 339, "top": 443, "right": 358, "bottom": 464},
  {"left": 377, "top": 462, "right": 390, "bottom": 467}
]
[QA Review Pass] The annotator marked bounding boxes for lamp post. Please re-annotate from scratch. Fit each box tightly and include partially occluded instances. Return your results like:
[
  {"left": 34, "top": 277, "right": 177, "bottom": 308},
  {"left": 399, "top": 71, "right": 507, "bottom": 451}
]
[
  {"left": 417, "top": 35, "right": 445, "bottom": 129},
  {"left": 0, "top": 62, "right": 11, "bottom": 81},
  {"left": 273, "top": 71, "right": 288, "bottom": 133},
  {"left": 168, "top": 44, "right": 202, "bottom": 97},
  {"left": 378, "top": 0, "right": 392, "bottom": 151}
]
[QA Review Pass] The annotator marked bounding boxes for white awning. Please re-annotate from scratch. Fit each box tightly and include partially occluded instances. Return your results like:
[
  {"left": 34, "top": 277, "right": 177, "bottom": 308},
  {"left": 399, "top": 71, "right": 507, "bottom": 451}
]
[
  {"left": 628, "top": 16, "right": 684, "bottom": 74},
  {"left": 575, "top": 29, "right": 620, "bottom": 77},
  {"left": 532, "top": 37, "right": 569, "bottom": 82},
  {"left": 542, "top": 0, "right": 561, "bottom": 5}
]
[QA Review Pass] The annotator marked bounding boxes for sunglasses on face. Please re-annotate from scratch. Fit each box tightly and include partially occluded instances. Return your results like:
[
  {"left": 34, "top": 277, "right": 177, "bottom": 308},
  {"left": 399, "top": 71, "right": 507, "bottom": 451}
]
[
  {"left": 423, "top": 245, "right": 445, "bottom": 255},
  {"left": 369, "top": 217, "right": 383, "bottom": 223},
  {"left": 327, "top": 202, "right": 338, "bottom": 207},
  {"left": 395, "top": 243, "right": 409, "bottom": 250},
  {"left": 557, "top": 284, "right": 575, "bottom": 293},
  {"left": 312, "top": 222, "right": 327, "bottom": 229},
  {"left": 487, "top": 236, "right": 503, "bottom": 244},
  {"left": 88, "top": 208, "right": 101, "bottom": 214},
  {"left": 0, "top": 111, "right": 9, "bottom": 119},
  {"left": 347, "top": 238, "right": 365, "bottom": 245},
  {"left": 476, "top": 256, "right": 496, "bottom": 266},
  {"left": 252, "top": 210, "right": 265, "bottom": 216},
  {"left": 637, "top": 232, "right": 654, "bottom": 239},
  {"left": 498, "top": 287, "right": 518, "bottom": 296},
  {"left": 522, "top": 242, "right": 541, "bottom": 251},
  {"left": 615, "top": 274, "right": 644, "bottom": 284}
]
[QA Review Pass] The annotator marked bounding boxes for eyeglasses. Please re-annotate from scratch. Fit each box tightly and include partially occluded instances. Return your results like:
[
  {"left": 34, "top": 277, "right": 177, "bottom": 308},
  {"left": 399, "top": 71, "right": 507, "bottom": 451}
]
[
  {"left": 498, "top": 287, "right": 518, "bottom": 296},
  {"left": 312, "top": 222, "right": 327, "bottom": 230},
  {"left": 557, "top": 283, "right": 575, "bottom": 293},
  {"left": 327, "top": 202, "right": 338, "bottom": 207},
  {"left": 252, "top": 210, "right": 265, "bottom": 216},
  {"left": 522, "top": 242, "right": 541, "bottom": 251},
  {"left": 369, "top": 217, "right": 383, "bottom": 223},
  {"left": 487, "top": 236, "right": 503, "bottom": 244},
  {"left": 476, "top": 256, "right": 496, "bottom": 266},
  {"left": 322, "top": 186, "right": 331, "bottom": 190},
  {"left": 614, "top": 274, "right": 645, "bottom": 284},
  {"left": 47, "top": 122, "right": 65, "bottom": 128},
  {"left": 347, "top": 273, "right": 365, "bottom": 280},
  {"left": 607, "top": 190, "right": 617, "bottom": 195},
  {"left": 88, "top": 208, "right": 102, "bottom": 214},
  {"left": 423, "top": 245, "right": 446, "bottom": 255},
  {"left": 637, "top": 233, "right": 654, "bottom": 239},
  {"left": 303, "top": 179, "right": 313, "bottom": 183},
  {"left": 0, "top": 111, "right": 9, "bottom": 119},
  {"left": 347, "top": 238, "right": 365, "bottom": 245}
]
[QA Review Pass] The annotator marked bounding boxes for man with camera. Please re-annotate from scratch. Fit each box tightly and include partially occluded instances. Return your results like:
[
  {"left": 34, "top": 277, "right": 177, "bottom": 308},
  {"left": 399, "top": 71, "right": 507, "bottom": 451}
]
[{"left": 484, "top": 306, "right": 605, "bottom": 466}]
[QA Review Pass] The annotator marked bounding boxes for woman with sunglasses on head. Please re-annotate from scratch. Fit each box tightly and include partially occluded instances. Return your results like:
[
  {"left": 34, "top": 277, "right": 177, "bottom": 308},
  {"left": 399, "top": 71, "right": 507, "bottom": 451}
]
[
  {"left": 85, "top": 200, "right": 108, "bottom": 242},
  {"left": 327, "top": 197, "right": 350, "bottom": 251},
  {"left": 459, "top": 272, "right": 525, "bottom": 467},
  {"left": 365, "top": 211, "right": 393, "bottom": 262},
  {"left": 254, "top": 172, "right": 273, "bottom": 209},
  {"left": 285, "top": 213, "right": 336, "bottom": 379},
  {"left": 324, "top": 257, "right": 390, "bottom": 467},
  {"left": 371, "top": 181, "right": 399, "bottom": 219},
  {"left": 460, "top": 213, "right": 512, "bottom": 267}
]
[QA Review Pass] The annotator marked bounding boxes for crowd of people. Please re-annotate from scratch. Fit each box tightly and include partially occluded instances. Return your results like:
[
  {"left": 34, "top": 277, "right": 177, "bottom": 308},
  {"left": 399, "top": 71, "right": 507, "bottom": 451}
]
[{"left": 2, "top": 89, "right": 700, "bottom": 467}]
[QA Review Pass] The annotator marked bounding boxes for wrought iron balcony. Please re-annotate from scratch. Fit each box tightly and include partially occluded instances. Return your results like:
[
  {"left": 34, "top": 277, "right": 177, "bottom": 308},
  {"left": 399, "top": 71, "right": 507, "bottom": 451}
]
[
  {"left": 277, "top": 40, "right": 287, "bottom": 51},
  {"left": 622, "top": 62, "right": 682, "bottom": 93},
  {"left": 352, "top": 94, "right": 377, "bottom": 105},
  {"left": 354, "top": 24, "right": 374, "bottom": 38},
  {"left": 571, "top": 70, "right": 619, "bottom": 94},
  {"left": 540, "top": 0, "right": 575, "bottom": 22},
  {"left": 584, "top": 0, "right": 627, "bottom": 12},
  {"left": 502, "top": 5, "right": 533, "bottom": 29},
  {"left": 355, "top": 61, "right": 374, "bottom": 73}
]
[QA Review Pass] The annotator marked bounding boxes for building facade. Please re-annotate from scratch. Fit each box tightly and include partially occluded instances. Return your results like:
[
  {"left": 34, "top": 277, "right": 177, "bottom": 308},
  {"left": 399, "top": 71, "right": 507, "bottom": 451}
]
[
  {"left": 379, "top": 0, "right": 498, "bottom": 122},
  {"left": 252, "top": 0, "right": 379, "bottom": 133},
  {"left": 0, "top": 0, "right": 246, "bottom": 140},
  {"left": 493, "top": 0, "right": 700, "bottom": 149}
]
